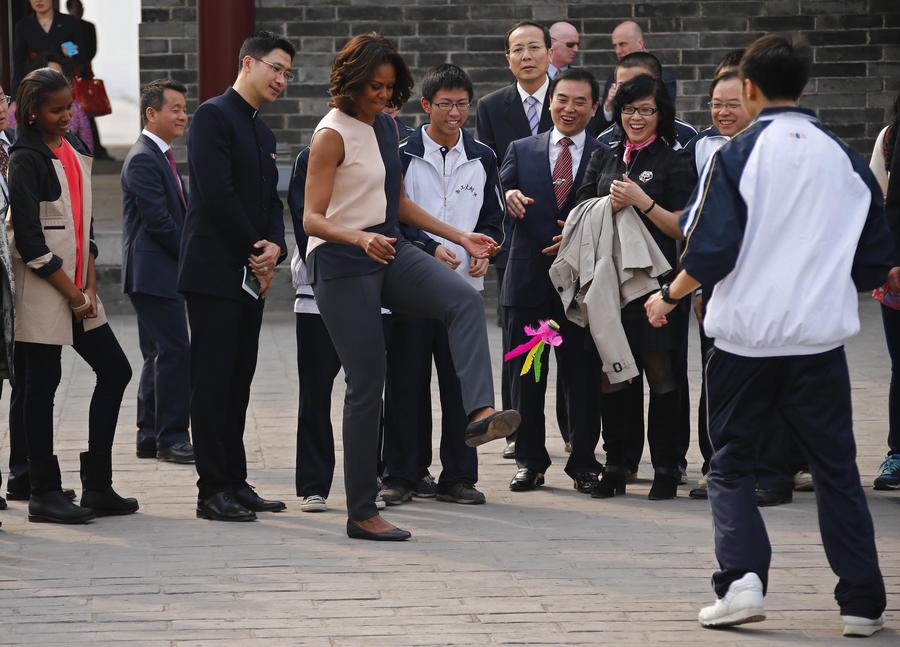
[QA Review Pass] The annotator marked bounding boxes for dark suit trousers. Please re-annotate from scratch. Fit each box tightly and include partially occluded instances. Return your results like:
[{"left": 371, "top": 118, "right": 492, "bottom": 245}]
[
  {"left": 706, "top": 347, "right": 885, "bottom": 618},
  {"left": 295, "top": 312, "right": 340, "bottom": 498},
  {"left": 129, "top": 293, "right": 191, "bottom": 449},
  {"left": 313, "top": 242, "right": 494, "bottom": 521},
  {"left": 384, "top": 316, "right": 478, "bottom": 490},
  {"left": 185, "top": 292, "right": 264, "bottom": 499},
  {"left": 504, "top": 300, "right": 602, "bottom": 477}
]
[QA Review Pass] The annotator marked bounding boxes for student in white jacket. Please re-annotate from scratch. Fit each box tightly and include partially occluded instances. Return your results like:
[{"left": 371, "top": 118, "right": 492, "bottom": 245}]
[{"left": 646, "top": 35, "right": 890, "bottom": 637}]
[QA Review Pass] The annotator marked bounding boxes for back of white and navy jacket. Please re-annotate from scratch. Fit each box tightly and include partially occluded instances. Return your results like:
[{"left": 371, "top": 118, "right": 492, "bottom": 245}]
[
  {"left": 401, "top": 125, "right": 505, "bottom": 291},
  {"left": 680, "top": 107, "right": 893, "bottom": 358}
]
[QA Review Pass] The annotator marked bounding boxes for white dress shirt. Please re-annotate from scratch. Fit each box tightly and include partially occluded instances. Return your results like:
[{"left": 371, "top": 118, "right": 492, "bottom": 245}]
[
  {"left": 141, "top": 128, "right": 170, "bottom": 154},
  {"left": 548, "top": 127, "right": 586, "bottom": 180},
  {"left": 516, "top": 76, "right": 550, "bottom": 120}
]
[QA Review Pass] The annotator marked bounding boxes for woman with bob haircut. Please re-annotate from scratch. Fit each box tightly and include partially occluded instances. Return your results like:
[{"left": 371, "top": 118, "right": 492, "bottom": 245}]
[
  {"left": 574, "top": 74, "right": 695, "bottom": 501},
  {"left": 303, "top": 33, "right": 520, "bottom": 541},
  {"left": 7, "top": 67, "right": 136, "bottom": 524}
]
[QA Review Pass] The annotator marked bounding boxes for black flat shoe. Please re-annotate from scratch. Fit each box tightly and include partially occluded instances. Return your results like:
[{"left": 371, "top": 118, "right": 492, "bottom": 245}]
[
  {"left": 157, "top": 441, "right": 195, "bottom": 464},
  {"left": 234, "top": 485, "right": 286, "bottom": 512},
  {"left": 648, "top": 473, "right": 679, "bottom": 500},
  {"left": 28, "top": 490, "right": 95, "bottom": 524},
  {"left": 756, "top": 488, "right": 792, "bottom": 507},
  {"left": 81, "top": 487, "right": 139, "bottom": 516},
  {"left": 346, "top": 519, "right": 411, "bottom": 541},
  {"left": 572, "top": 471, "right": 600, "bottom": 494},
  {"left": 590, "top": 469, "right": 627, "bottom": 498},
  {"left": 197, "top": 492, "right": 257, "bottom": 521},
  {"left": 509, "top": 468, "right": 544, "bottom": 492},
  {"left": 465, "top": 410, "right": 522, "bottom": 447}
]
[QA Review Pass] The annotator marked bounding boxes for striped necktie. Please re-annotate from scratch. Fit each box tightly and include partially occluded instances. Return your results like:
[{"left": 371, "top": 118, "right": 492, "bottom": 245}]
[
  {"left": 552, "top": 137, "right": 573, "bottom": 210},
  {"left": 526, "top": 95, "right": 539, "bottom": 136}
]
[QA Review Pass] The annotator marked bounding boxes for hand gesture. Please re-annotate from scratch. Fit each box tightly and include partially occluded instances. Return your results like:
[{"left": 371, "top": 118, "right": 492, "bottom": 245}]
[
  {"left": 460, "top": 232, "right": 499, "bottom": 259},
  {"left": 358, "top": 233, "right": 397, "bottom": 264},
  {"left": 435, "top": 244, "right": 461, "bottom": 270},
  {"left": 469, "top": 256, "right": 489, "bottom": 277},
  {"left": 255, "top": 268, "right": 273, "bottom": 298},
  {"left": 505, "top": 189, "right": 534, "bottom": 219},
  {"left": 604, "top": 82, "right": 618, "bottom": 113},
  {"left": 84, "top": 286, "right": 98, "bottom": 319},
  {"left": 249, "top": 239, "right": 280, "bottom": 278},
  {"left": 541, "top": 219, "right": 567, "bottom": 256},
  {"left": 610, "top": 174, "right": 650, "bottom": 211},
  {"left": 645, "top": 291, "right": 676, "bottom": 328}
]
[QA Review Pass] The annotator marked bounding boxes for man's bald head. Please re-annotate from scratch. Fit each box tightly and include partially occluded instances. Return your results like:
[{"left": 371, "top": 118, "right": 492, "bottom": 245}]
[
  {"left": 611, "top": 20, "right": 644, "bottom": 61},
  {"left": 549, "top": 21, "right": 580, "bottom": 68}
]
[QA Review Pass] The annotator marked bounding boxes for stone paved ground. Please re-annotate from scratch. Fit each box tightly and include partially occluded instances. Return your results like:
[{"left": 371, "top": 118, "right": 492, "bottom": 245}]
[{"left": 0, "top": 297, "right": 898, "bottom": 646}]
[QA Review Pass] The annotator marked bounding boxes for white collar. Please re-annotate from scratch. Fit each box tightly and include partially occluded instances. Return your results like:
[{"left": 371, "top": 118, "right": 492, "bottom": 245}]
[
  {"left": 422, "top": 125, "right": 464, "bottom": 157},
  {"left": 516, "top": 75, "right": 550, "bottom": 106},
  {"left": 550, "top": 127, "right": 586, "bottom": 149},
  {"left": 0, "top": 131, "right": 10, "bottom": 147},
  {"left": 142, "top": 129, "right": 171, "bottom": 154}
]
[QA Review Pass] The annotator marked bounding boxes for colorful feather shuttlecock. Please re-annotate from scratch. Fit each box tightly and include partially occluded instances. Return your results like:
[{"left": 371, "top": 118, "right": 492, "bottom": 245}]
[{"left": 503, "top": 319, "right": 564, "bottom": 383}]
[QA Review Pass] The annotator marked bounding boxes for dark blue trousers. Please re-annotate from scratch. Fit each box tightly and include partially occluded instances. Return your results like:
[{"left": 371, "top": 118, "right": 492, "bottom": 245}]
[
  {"left": 880, "top": 304, "right": 900, "bottom": 456},
  {"left": 383, "top": 315, "right": 477, "bottom": 490},
  {"left": 130, "top": 292, "right": 191, "bottom": 450},
  {"left": 706, "top": 346, "right": 885, "bottom": 618}
]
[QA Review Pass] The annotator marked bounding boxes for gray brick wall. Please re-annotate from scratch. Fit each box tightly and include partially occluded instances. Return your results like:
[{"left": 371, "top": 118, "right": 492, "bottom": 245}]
[{"left": 140, "top": 0, "right": 900, "bottom": 158}]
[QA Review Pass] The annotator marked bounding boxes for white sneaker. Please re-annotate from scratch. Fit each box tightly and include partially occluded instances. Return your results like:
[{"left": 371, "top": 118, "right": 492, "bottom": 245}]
[
  {"left": 842, "top": 614, "right": 884, "bottom": 637},
  {"left": 699, "top": 572, "right": 766, "bottom": 628},
  {"left": 375, "top": 494, "right": 386, "bottom": 510},
  {"left": 793, "top": 470, "right": 815, "bottom": 492},
  {"left": 300, "top": 495, "right": 327, "bottom": 512}
]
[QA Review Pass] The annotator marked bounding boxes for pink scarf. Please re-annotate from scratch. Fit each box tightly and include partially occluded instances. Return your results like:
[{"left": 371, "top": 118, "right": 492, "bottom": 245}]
[{"left": 623, "top": 133, "right": 657, "bottom": 165}]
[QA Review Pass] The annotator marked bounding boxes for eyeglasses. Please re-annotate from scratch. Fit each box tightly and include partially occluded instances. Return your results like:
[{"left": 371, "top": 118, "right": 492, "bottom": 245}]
[
  {"left": 251, "top": 56, "right": 295, "bottom": 82},
  {"left": 561, "top": 41, "right": 579, "bottom": 48},
  {"left": 709, "top": 101, "right": 742, "bottom": 111},
  {"left": 508, "top": 44, "right": 546, "bottom": 58},
  {"left": 0, "top": 95, "right": 10, "bottom": 105},
  {"left": 621, "top": 106, "right": 658, "bottom": 116},
  {"left": 431, "top": 100, "right": 470, "bottom": 112}
]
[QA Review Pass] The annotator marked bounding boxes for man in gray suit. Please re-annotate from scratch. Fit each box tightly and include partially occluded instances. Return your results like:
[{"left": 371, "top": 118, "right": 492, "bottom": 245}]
[{"left": 121, "top": 80, "right": 194, "bottom": 464}]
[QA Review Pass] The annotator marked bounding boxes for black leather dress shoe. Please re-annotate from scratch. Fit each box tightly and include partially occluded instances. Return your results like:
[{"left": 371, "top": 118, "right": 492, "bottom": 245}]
[
  {"left": 346, "top": 519, "right": 411, "bottom": 541},
  {"left": 756, "top": 488, "right": 792, "bottom": 507},
  {"left": 502, "top": 440, "right": 516, "bottom": 459},
  {"left": 136, "top": 440, "right": 157, "bottom": 459},
  {"left": 234, "top": 485, "right": 286, "bottom": 512},
  {"left": 0, "top": 495, "right": 6, "bottom": 510},
  {"left": 8, "top": 488, "right": 76, "bottom": 502},
  {"left": 509, "top": 468, "right": 544, "bottom": 492},
  {"left": 81, "top": 487, "right": 139, "bottom": 516},
  {"left": 29, "top": 490, "right": 95, "bottom": 524},
  {"left": 196, "top": 492, "right": 257, "bottom": 521},
  {"left": 157, "top": 441, "right": 195, "bottom": 464},
  {"left": 465, "top": 410, "right": 522, "bottom": 447},
  {"left": 572, "top": 471, "right": 600, "bottom": 493}
]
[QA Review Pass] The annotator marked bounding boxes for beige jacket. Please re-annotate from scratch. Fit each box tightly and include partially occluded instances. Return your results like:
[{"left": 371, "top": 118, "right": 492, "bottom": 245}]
[
  {"left": 549, "top": 196, "right": 670, "bottom": 384},
  {"left": 7, "top": 150, "right": 107, "bottom": 345}
]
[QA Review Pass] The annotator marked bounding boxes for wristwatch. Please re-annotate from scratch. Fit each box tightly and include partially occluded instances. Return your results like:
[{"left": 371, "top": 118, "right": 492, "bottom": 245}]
[{"left": 660, "top": 283, "right": 679, "bottom": 305}]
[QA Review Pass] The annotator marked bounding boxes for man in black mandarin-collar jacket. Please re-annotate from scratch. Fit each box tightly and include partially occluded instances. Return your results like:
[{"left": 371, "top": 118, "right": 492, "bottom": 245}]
[
  {"left": 121, "top": 80, "right": 194, "bottom": 465},
  {"left": 178, "top": 32, "right": 294, "bottom": 522}
]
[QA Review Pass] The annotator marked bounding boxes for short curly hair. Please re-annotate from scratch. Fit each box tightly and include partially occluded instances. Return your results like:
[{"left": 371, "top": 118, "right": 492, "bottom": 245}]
[{"left": 329, "top": 33, "right": 413, "bottom": 115}]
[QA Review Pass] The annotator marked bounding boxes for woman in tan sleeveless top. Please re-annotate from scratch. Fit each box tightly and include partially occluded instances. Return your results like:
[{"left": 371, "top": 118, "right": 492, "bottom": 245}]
[{"left": 304, "top": 34, "right": 522, "bottom": 541}]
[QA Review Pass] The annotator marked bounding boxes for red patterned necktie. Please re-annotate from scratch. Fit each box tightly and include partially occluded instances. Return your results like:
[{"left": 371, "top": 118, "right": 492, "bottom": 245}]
[
  {"left": 164, "top": 148, "right": 187, "bottom": 208},
  {"left": 0, "top": 142, "right": 9, "bottom": 182},
  {"left": 552, "top": 137, "right": 573, "bottom": 210}
]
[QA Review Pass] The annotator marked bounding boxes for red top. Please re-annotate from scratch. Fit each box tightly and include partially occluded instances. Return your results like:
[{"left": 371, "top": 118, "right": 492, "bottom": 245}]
[{"left": 50, "top": 139, "right": 84, "bottom": 288}]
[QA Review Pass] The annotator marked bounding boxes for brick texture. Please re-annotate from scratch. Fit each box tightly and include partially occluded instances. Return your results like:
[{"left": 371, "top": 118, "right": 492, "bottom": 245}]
[{"left": 140, "top": 0, "right": 900, "bottom": 157}]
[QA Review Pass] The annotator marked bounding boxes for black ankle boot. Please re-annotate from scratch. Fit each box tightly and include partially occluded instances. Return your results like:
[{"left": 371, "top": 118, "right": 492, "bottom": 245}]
[
  {"left": 590, "top": 468, "right": 628, "bottom": 498},
  {"left": 80, "top": 451, "right": 139, "bottom": 516},
  {"left": 648, "top": 471, "right": 679, "bottom": 500},
  {"left": 28, "top": 456, "right": 95, "bottom": 524}
]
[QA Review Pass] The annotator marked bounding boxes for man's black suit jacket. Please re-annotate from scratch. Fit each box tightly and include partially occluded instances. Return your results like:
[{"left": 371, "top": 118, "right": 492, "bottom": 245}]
[
  {"left": 121, "top": 133, "right": 186, "bottom": 299},
  {"left": 177, "top": 88, "right": 286, "bottom": 300}
]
